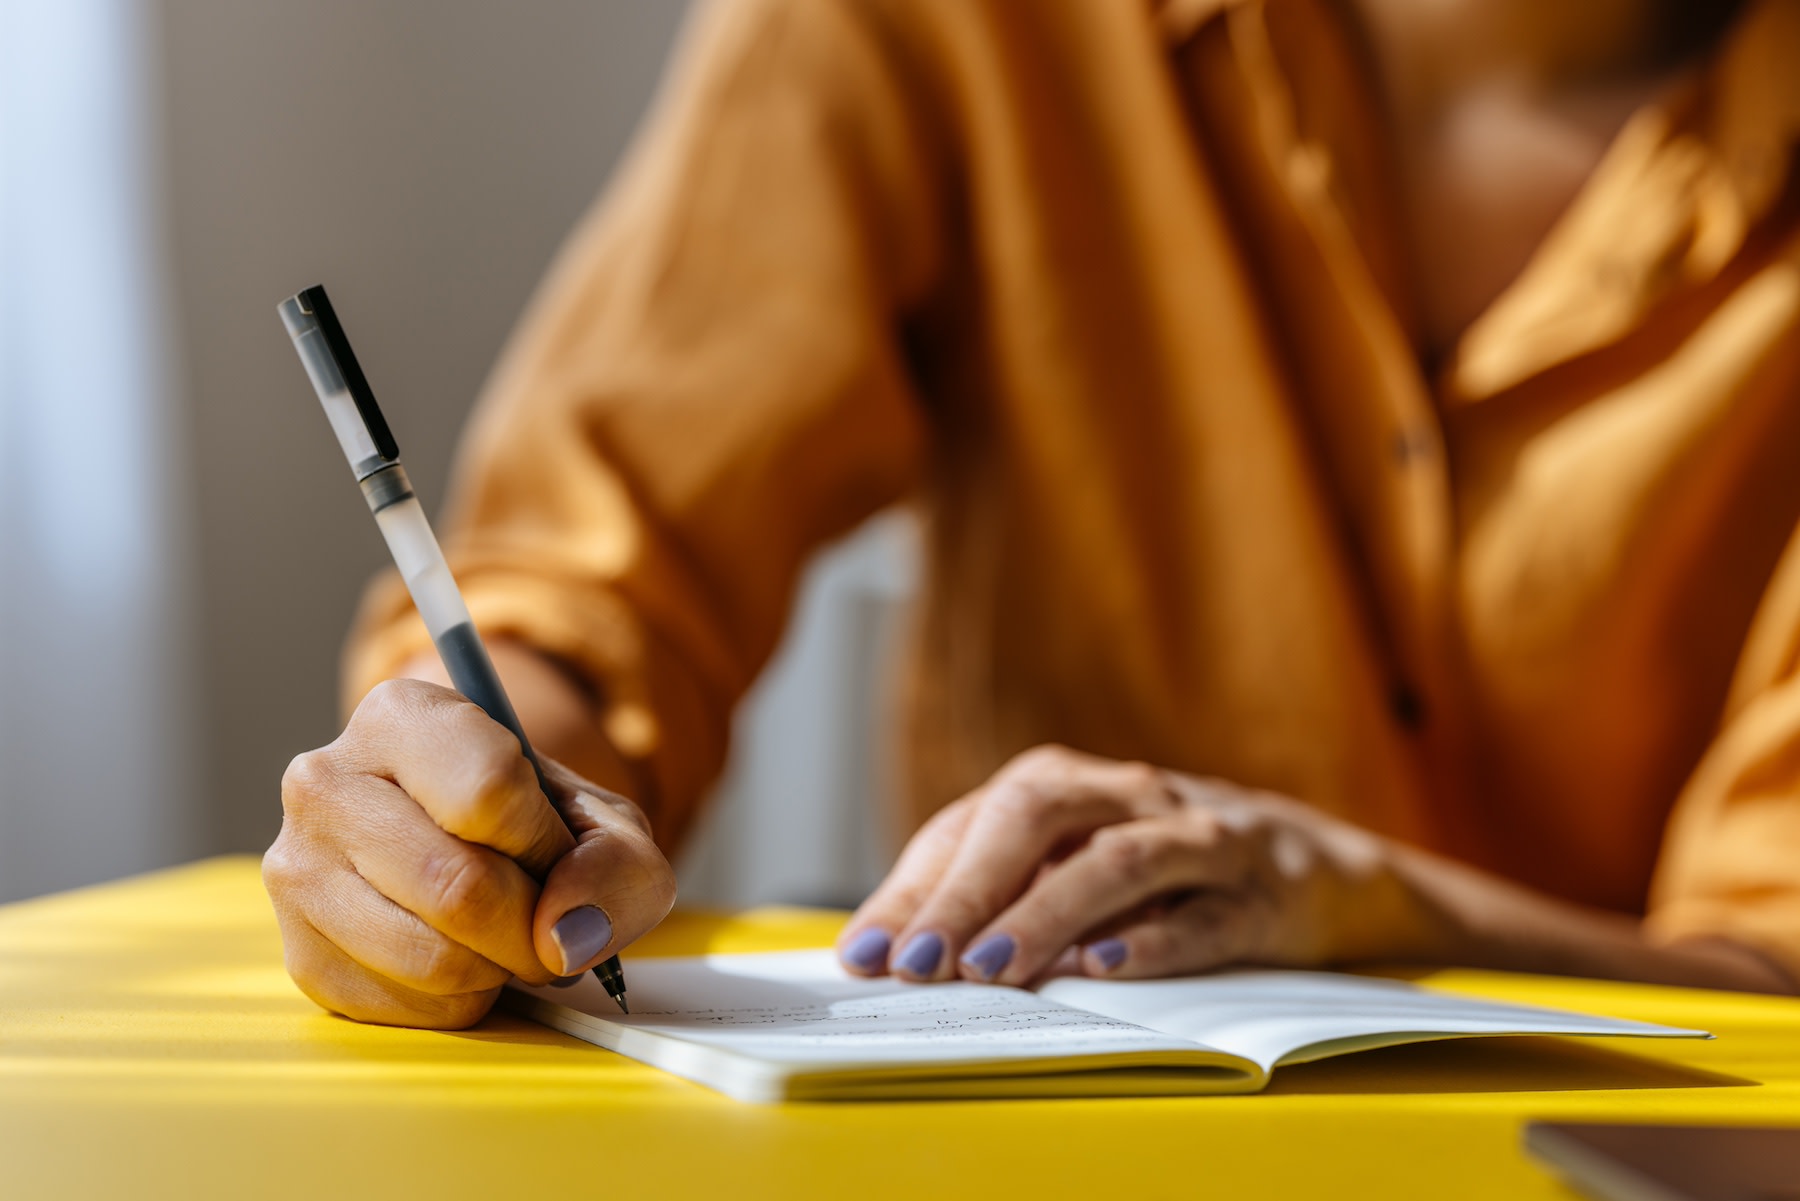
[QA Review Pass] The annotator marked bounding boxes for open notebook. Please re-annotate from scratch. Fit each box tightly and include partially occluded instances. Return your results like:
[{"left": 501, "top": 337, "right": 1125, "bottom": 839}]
[{"left": 504, "top": 950, "right": 1707, "bottom": 1102}]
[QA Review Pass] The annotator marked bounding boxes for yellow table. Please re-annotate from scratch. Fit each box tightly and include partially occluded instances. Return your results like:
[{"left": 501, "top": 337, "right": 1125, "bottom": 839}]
[{"left": 3, "top": 859, "right": 1799, "bottom": 1200}]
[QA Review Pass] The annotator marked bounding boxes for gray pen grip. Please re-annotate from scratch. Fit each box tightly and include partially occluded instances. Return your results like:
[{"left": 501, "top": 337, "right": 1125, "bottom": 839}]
[
  {"left": 365, "top": 474, "right": 554, "bottom": 821},
  {"left": 434, "top": 620, "right": 553, "bottom": 802}
]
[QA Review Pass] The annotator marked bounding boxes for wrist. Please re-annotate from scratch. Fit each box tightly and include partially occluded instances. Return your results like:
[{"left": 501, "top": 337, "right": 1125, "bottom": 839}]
[{"left": 1349, "top": 839, "right": 1480, "bottom": 965}]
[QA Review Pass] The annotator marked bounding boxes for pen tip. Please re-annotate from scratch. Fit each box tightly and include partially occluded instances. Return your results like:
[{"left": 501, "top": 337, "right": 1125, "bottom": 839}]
[{"left": 615, "top": 996, "right": 629, "bottom": 1015}]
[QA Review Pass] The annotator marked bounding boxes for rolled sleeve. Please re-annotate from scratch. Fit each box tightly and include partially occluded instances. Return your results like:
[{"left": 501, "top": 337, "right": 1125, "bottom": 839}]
[
  {"left": 342, "top": 0, "right": 944, "bottom": 849},
  {"left": 1648, "top": 538, "right": 1800, "bottom": 982}
]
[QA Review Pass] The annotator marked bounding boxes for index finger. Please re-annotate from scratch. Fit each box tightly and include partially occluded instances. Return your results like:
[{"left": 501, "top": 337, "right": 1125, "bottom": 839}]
[
  {"left": 888, "top": 752, "right": 1176, "bottom": 981},
  {"left": 344, "top": 678, "right": 575, "bottom": 878},
  {"left": 837, "top": 797, "right": 977, "bottom": 975}
]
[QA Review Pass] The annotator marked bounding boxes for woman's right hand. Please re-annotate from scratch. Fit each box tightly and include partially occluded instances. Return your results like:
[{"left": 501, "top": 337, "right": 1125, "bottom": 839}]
[{"left": 263, "top": 677, "right": 676, "bottom": 1028}]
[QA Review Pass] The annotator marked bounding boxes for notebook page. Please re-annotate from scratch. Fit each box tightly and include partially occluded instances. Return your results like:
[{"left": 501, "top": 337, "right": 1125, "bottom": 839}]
[
  {"left": 1039, "top": 970, "right": 1709, "bottom": 1072},
  {"left": 512, "top": 949, "right": 1201, "bottom": 1070}
]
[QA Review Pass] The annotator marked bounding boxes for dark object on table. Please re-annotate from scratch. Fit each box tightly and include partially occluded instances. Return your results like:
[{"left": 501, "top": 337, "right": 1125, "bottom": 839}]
[{"left": 1525, "top": 1121, "right": 1800, "bottom": 1201}]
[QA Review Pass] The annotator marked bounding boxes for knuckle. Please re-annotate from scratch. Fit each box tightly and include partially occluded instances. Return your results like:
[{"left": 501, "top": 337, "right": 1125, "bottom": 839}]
[
  {"left": 280, "top": 750, "right": 335, "bottom": 815},
  {"left": 1180, "top": 808, "right": 1225, "bottom": 845},
  {"left": 443, "top": 696, "right": 509, "bottom": 749},
  {"left": 1119, "top": 760, "right": 1165, "bottom": 796},
  {"left": 280, "top": 933, "right": 350, "bottom": 1010},
  {"left": 405, "top": 929, "right": 493, "bottom": 996},
  {"left": 1005, "top": 743, "right": 1073, "bottom": 779},
  {"left": 1154, "top": 817, "right": 1235, "bottom": 877},
  {"left": 261, "top": 839, "right": 300, "bottom": 895},
  {"left": 607, "top": 793, "right": 656, "bottom": 839},
  {"left": 435, "top": 747, "right": 533, "bottom": 839},
  {"left": 467, "top": 745, "right": 536, "bottom": 811},
  {"left": 1173, "top": 803, "right": 1231, "bottom": 849},
  {"left": 355, "top": 677, "right": 415, "bottom": 729},
  {"left": 933, "top": 794, "right": 977, "bottom": 826},
  {"left": 282, "top": 944, "right": 330, "bottom": 1001},
  {"left": 1090, "top": 826, "right": 1153, "bottom": 877},
  {"left": 421, "top": 847, "right": 495, "bottom": 926},
  {"left": 1266, "top": 823, "right": 1320, "bottom": 877},
  {"left": 985, "top": 778, "right": 1050, "bottom": 823},
  {"left": 1184, "top": 777, "right": 1255, "bottom": 824},
  {"left": 916, "top": 796, "right": 976, "bottom": 848}
]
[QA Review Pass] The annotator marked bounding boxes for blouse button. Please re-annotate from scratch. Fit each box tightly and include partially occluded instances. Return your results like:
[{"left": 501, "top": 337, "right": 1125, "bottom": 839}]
[{"left": 1389, "top": 426, "right": 1436, "bottom": 468}]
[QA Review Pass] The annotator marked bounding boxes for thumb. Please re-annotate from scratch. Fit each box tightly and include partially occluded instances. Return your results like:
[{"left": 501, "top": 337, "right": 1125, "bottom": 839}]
[{"left": 532, "top": 790, "right": 676, "bottom": 977}]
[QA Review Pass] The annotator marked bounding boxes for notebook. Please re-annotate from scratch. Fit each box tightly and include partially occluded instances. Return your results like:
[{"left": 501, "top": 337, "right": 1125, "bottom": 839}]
[{"left": 503, "top": 949, "right": 1708, "bottom": 1102}]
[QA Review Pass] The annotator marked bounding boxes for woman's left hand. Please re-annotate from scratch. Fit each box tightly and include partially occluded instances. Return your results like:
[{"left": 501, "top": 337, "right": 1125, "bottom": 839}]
[{"left": 836, "top": 745, "right": 1450, "bottom": 985}]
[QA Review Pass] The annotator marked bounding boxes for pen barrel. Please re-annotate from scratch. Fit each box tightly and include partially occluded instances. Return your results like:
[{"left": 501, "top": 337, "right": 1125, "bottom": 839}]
[
  {"left": 281, "top": 285, "right": 627, "bottom": 1005},
  {"left": 365, "top": 470, "right": 472, "bottom": 641},
  {"left": 362, "top": 467, "right": 554, "bottom": 805}
]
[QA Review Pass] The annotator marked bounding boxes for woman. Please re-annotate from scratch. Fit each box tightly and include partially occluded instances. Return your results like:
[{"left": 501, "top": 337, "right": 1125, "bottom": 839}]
[{"left": 265, "top": 0, "right": 1800, "bottom": 1027}]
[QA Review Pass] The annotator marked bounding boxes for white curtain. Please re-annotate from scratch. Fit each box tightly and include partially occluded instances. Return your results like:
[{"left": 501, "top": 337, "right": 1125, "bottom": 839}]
[{"left": 0, "top": 0, "right": 196, "bottom": 901}]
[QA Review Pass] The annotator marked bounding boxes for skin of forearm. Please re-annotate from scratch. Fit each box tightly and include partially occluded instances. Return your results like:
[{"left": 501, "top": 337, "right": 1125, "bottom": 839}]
[
  {"left": 392, "top": 638, "right": 643, "bottom": 805},
  {"left": 1393, "top": 843, "right": 1798, "bottom": 995}
]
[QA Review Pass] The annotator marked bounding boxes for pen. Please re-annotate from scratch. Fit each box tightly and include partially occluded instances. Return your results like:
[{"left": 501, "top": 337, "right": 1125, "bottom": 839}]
[{"left": 277, "top": 283, "right": 629, "bottom": 1014}]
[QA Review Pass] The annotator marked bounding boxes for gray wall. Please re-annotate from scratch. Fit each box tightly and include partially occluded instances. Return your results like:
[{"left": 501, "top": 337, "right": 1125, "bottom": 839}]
[
  {"left": 158, "top": 0, "right": 906, "bottom": 909},
  {"left": 160, "top": 1, "right": 693, "bottom": 856},
  {"left": 0, "top": 0, "right": 905, "bottom": 906}
]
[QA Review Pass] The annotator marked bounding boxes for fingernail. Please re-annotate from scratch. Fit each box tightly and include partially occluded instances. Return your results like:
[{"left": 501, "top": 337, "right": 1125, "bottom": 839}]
[
  {"left": 894, "top": 931, "right": 945, "bottom": 979},
  {"left": 960, "top": 933, "right": 1016, "bottom": 981},
  {"left": 551, "top": 906, "right": 614, "bottom": 975},
  {"left": 841, "top": 928, "right": 892, "bottom": 973},
  {"left": 548, "top": 974, "right": 584, "bottom": 989},
  {"left": 1086, "top": 938, "right": 1128, "bottom": 973}
]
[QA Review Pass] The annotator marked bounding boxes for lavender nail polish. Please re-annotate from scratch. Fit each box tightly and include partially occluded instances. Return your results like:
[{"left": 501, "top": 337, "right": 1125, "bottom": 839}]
[
  {"left": 894, "top": 931, "right": 945, "bottom": 978},
  {"left": 1087, "top": 938, "right": 1128, "bottom": 972},
  {"left": 550, "top": 905, "right": 614, "bottom": 975},
  {"left": 841, "top": 928, "right": 892, "bottom": 973},
  {"left": 960, "top": 933, "right": 1016, "bottom": 981}
]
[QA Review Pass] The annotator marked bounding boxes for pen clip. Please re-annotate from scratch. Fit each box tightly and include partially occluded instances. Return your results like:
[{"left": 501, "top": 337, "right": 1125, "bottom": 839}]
[{"left": 296, "top": 284, "right": 401, "bottom": 463}]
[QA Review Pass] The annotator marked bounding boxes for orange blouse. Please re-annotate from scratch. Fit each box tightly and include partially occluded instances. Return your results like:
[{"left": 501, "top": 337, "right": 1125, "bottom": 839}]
[{"left": 346, "top": 0, "right": 1800, "bottom": 973}]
